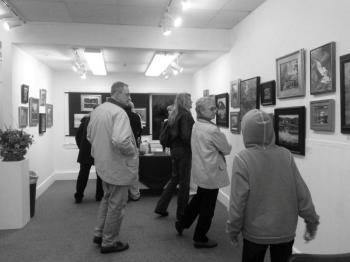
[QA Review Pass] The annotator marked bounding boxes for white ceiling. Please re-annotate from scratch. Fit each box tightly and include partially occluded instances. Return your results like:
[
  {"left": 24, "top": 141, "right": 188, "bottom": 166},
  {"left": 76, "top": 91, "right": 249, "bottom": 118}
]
[{"left": 3, "top": 0, "right": 265, "bottom": 76}]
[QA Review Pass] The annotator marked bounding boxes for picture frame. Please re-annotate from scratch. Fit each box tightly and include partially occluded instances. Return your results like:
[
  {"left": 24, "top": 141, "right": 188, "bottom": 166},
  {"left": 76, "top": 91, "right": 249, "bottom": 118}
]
[
  {"left": 203, "top": 89, "right": 209, "bottom": 97},
  {"left": 310, "top": 42, "right": 336, "bottom": 94},
  {"left": 230, "top": 112, "right": 240, "bottom": 133},
  {"left": 39, "top": 89, "right": 47, "bottom": 106},
  {"left": 80, "top": 94, "right": 102, "bottom": 111},
  {"left": 74, "top": 114, "right": 87, "bottom": 128},
  {"left": 240, "top": 76, "right": 260, "bottom": 119},
  {"left": 310, "top": 99, "right": 335, "bottom": 132},
  {"left": 46, "top": 104, "right": 53, "bottom": 128},
  {"left": 215, "top": 93, "right": 229, "bottom": 128},
  {"left": 21, "top": 84, "right": 29, "bottom": 104},
  {"left": 230, "top": 79, "right": 241, "bottom": 108},
  {"left": 276, "top": 49, "right": 306, "bottom": 99},
  {"left": 29, "top": 97, "right": 39, "bottom": 126},
  {"left": 274, "top": 106, "right": 306, "bottom": 155},
  {"left": 39, "top": 113, "right": 46, "bottom": 134},
  {"left": 18, "top": 106, "right": 28, "bottom": 128},
  {"left": 340, "top": 54, "right": 350, "bottom": 133},
  {"left": 260, "top": 80, "right": 276, "bottom": 106},
  {"left": 134, "top": 108, "right": 147, "bottom": 128}
]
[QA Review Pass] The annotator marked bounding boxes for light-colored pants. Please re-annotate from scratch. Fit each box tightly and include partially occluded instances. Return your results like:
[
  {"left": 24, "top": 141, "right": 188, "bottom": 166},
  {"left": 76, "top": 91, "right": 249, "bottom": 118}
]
[
  {"left": 94, "top": 182, "right": 128, "bottom": 247},
  {"left": 129, "top": 181, "right": 140, "bottom": 200}
]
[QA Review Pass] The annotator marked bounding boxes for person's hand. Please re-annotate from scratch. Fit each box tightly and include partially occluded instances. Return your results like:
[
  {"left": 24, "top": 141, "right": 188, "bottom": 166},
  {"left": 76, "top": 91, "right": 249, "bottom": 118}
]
[
  {"left": 229, "top": 235, "right": 239, "bottom": 248},
  {"left": 304, "top": 223, "right": 318, "bottom": 243}
]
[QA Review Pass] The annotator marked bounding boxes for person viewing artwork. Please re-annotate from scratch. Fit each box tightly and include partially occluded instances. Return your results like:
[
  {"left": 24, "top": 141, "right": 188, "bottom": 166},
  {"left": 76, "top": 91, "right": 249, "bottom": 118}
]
[
  {"left": 227, "top": 109, "right": 319, "bottom": 262},
  {"left": 175, "top": 96, "right": 232, "bottom": 249}
]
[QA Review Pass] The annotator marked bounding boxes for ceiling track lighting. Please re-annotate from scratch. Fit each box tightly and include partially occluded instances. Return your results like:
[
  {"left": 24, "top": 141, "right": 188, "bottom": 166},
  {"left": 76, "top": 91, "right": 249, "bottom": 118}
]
[
  {"left": 0, "top": 0, "right": 25, "bottom": 31},
  {"left": 72, "top": 48, "right": 88, "bottom": 79},
  {"left": 159, "top": 0, "right": 186, "bottom": 37}
]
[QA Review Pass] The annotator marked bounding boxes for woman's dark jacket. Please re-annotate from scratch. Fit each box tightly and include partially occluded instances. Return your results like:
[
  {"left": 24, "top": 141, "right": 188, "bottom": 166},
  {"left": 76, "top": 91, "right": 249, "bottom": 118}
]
[{"left": 75, "top": 116, "right": 94, "bottom": 165}]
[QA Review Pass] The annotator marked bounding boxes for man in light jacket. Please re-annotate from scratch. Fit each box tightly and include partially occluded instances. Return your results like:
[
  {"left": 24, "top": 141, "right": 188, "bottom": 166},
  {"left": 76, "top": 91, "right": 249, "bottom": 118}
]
[
  {"left": 175, "top": 96, "right": 232, "bottom": 249},
  {"left": 87, "top": 81, "right": 138, "bottom": 254},
  {"left": 227, "top": 109, "right": 319, "bottom": 262}
]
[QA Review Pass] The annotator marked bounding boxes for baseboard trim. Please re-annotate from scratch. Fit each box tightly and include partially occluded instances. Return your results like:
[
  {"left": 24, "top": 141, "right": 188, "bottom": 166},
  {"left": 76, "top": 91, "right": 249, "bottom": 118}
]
[
  {"left": 36, "top": 172, "right": 55, "bottom": 199},
  {"left": 54, "top": 170, "right": 96, "bottom": 180}
]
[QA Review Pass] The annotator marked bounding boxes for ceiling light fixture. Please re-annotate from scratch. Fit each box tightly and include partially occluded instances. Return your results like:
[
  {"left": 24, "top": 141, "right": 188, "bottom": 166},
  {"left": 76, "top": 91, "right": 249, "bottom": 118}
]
[
  {"left": 159, "top": 0, "right": 184, "bottom": 36},
  {"left": 72, "top": 48, "right": 88, "bottom": 79},
  {"left": 181, "top": 0, "right": 191, "bottom": 11},
  {"left": 145, "top": 53, "right": 179, "bottom": 77},
  {"left": 84, "top": 49, "right": 107, "bottom": 76},
  {"left": 0, "top": 0, "right": 25, "bottom": 31}
]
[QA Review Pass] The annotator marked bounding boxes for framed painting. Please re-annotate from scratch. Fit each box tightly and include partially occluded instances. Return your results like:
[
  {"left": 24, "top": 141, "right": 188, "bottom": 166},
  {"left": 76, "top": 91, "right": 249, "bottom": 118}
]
[
  {"left": 74, "top": 113, "right": 87, "bottom": 128},
  {"left": 39, "top": 113, "right": 46, "bottom": 134},
  {"left": 134, "top": 108, "right": 147, "bottom": 128},
  {"left": 80, "top": 94, "right": 102, "bottom": 111},
  {"left": 260, "top": 80, "right": 276, "bottom": 106},
  {"left": 274, "top": 106, "right": 306, "bottom": 155},
  {"left": 29, "top": 97, "right": 39, "bottom": 126},
  {"left": 310, "top": 42, "right": 336, "bottom": 94},
  {"left": 310, "top": 99, "right": 335, "bottom": 132},
  {"left": 21, "top": 84, "right": 29, "bottom": 104},
  {"left": 215, "top": 93, "right": 229, "bottom": 128},
  {"left": 39, "top": 89, "right": 47, "bottom": 106},
  {"left": 240, "top": 76, "right": 260, "bottom": 119},
  {"left": 276, "top": 49, "right": 306, "bottom": 99},
  {"left": 230, "top": 79, "right": 241, "bottom": 108},
  {"left": 340, "top": 54, "right": 350, "bottom": 133},
  {"left": 18, "top": 106, "right": 28, "bottom": 128},
  {"left": 46, "top": 104, "right": 53, "bottom": 128},
  {"left": 203, "top": 89, "right": 209, "bottom": 97},
  {"left": 230, "top": 112, "right": 240, "bottom": 133}
]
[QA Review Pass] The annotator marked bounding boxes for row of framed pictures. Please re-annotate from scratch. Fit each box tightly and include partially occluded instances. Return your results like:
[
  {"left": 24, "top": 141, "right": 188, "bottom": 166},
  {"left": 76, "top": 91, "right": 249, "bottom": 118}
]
[
  {"left": 18, "top": 99, "right": 53, "bottom": 130},
  {"left": 21, "top": 84, "right": 48, "bottom": 106}
]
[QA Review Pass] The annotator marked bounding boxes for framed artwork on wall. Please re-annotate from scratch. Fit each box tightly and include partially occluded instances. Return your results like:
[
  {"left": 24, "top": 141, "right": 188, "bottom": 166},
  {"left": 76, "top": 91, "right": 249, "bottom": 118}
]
[
  {"left": 46, "top": 104, "right": 53, "bottom": 128},
  {"left": 39, "top": 89, "right": 47, "bottom": 106},
  {"left": 310, "top": 42, "right": 336, "bottom": 95},
  {"left": 260, "top": 80, "right": 276, "bottom": 106},
  {"left": 29, "top": 97, "right": 39, "bottom": 126},
  {"left": 240, "top": 76, "right": 260, "bottom": 119},
  {"left": 230, "top": 79, "right": 241, "bottom": 108},
  {"left": 340, "top": 54, "right": 350, "bottom": 133},
  {"left": 215, "top": 93, "right": 229, "bottom": 128},
  {"left": 274, "top": 106, "right": 306, "bottom": 155},
  {"left": 310, "top": 99, "right": 335, "bottom": 132},
  {"left": 21, "top": 84, "right": 29, "bottom": 104},
  {"left": 230, "top": 112, "right": 240, "bottom": 133},
  {"left": 18, "top": 106, "right": 28, "bottom": 128},
  {"left": 39, "top": 113, "right": 46, "bottom": 134},
  {"left": 276, "top": 49, "right": 305, "bottom": 99},
  {"left": 80, "top": 94, "right": 102, "bottom": 111}
]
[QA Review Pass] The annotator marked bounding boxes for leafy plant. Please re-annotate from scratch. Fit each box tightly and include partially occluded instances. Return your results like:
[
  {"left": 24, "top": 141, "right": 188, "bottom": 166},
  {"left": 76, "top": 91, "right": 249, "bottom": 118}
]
[{"left": 0, "top": 129, "right": 33, "bottom": 161}]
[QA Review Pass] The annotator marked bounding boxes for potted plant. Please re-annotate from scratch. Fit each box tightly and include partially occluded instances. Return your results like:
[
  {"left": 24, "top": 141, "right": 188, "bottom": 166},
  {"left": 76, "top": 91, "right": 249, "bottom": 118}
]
[{"left": 0, "top": 129, "right": 33, "bottom": 161}]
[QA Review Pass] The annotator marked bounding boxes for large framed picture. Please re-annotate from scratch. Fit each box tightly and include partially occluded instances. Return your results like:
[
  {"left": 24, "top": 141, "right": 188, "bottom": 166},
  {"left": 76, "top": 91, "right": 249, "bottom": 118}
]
[
  {"left": 230, "top": 79, "right": 241, "bottom": 108},
  {"left": 260, "top": 80, "right": 276, "bottom": 106},
  {"left": 80, "top": 94, "right": 102, "bottom": 111},
  {"left": 230, "top": 112, "right": 240, "bottom": 133},
  {"left": 39, "top": 89, "right": 47, "bottom": 106},
  {"left": 310, "top": 42, "right": 336, "bottom": 94},
  {"left": 39, "top": 113, "right": 46, "bottom": 134},
  {"left": 18, "top": 106, "right": 28, "bottom": 128},
  {"left": 46, "top": 104, "right": 53, "bottom": 128},
  {"left": 240, "top": 76, "right": 260, "bottom": 119},
  {"left": 340, "top": 54, "right": 350, "bottom": 133},
  {"left": 276, "top": 49, "right": 305, "bottom": 99},
  {"left": 21, "top": 84, "right": 29, "bottom": 104},
  {"left": 29, "top": 97, "right": 39, "bottom": 126},
  {"left": 310, "top": 99, "right": 335, "bottom": 132},
  {"left": 215, "top": 93, "right": 229, "bottom": 128},
  {"left": 274, "top": 106, "right": 306, "bottom": 155}
]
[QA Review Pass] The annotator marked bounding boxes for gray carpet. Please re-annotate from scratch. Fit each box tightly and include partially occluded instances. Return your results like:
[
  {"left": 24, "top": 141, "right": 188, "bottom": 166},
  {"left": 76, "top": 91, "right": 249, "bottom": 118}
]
[{"left": 0, "top": 180, "right": 251, "bottom": 262}]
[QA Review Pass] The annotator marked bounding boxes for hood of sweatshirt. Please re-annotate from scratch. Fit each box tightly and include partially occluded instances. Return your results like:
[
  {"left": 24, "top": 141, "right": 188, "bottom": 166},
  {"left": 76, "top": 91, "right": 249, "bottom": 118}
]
[{"left": 241, "top": 109, "right": 275, "bottom": 148}]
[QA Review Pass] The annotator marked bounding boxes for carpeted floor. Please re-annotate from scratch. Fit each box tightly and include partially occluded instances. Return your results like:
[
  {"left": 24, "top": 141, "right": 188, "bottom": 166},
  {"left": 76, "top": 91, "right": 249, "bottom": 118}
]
[{"left": 0, "top": 180, "right": 269, "bottom": 262}]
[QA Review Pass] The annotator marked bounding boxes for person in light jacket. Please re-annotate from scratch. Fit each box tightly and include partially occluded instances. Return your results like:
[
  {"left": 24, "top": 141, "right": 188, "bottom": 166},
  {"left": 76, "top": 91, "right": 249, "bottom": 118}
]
[
  {"left": 175, "top": 96, "right": 232, "bottom": 249},
  {"left": 227, "top": 109, "right": 319, "bottom": 262},
  {"left": 87, "top": 81, "right": 138, "bottom": 254}
]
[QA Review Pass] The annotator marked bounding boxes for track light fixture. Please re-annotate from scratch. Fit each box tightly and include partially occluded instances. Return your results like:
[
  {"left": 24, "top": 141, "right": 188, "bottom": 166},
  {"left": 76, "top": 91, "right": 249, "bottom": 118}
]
[
  {"left": 0, "top": 0, "right": 25, "bottom": 31},
  {"left": 72, "top": 49, "right": 88, "bottom": 79}
]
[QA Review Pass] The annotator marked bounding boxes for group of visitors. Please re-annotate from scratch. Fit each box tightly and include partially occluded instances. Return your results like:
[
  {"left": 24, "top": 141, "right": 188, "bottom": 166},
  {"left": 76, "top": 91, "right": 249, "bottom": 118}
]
[{"left": 74, "top": 80, "right": 319, "bottom": 262}]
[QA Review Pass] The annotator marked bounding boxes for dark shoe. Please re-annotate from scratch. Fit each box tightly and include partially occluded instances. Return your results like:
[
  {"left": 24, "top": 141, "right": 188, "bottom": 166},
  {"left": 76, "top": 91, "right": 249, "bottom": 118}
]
[
  {"left": 194, "top": 239, "right": 218, "bottom": 249},
  {"left": 93, "top": 236, "right": 102, "bottom": 246},
  {"left": 154, "top": 210, "right": 169, "bottom": 217},
  {"left": 95, "top": 196, "right": 103, "bottom": 202},
  {"left": 100, "top": 242, "right": 129, "bottom": 254},
  {"left": 75, "top": 198, "right": 82, "bottom": 204},
  {"left": 175, "top": 221, "right": 183, "bottom": 236}
]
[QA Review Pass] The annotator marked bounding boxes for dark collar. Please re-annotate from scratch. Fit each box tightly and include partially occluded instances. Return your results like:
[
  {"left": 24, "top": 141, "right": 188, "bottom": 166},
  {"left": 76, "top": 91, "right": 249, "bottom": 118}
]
[
  {"left": 108, "top": 97, "right": 126, "bottom": 109},
  {"left": 198, "top": 117, "right": 216, "bottom": 125}
]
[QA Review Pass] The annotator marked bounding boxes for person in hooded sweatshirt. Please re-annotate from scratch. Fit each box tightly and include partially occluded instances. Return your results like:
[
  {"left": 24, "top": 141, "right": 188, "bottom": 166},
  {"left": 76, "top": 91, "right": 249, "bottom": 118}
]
[{"left": 227, "top": 109, "right": 319, "bottom": 262}]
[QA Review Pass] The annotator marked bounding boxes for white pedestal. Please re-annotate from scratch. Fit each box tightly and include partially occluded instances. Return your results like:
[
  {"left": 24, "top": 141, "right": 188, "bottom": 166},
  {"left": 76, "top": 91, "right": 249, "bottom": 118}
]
[{"left": 0, "top": 159, "right": 30, "bottom": 229}]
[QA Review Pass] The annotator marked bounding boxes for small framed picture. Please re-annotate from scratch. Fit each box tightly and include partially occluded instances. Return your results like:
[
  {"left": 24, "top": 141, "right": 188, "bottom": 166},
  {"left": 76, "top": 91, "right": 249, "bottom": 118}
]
[
  {"left": 21, "top": 84, "right": 29, "bottom": 104},
  {"left": 39, "top": 89, "right": 47, "bottom": 106},
  {"left": 340, "top": 54, "right": 350, "bottom": 133},
  {"left": 240, "top": 76, "right": 260, "bottom": 119},
  {"left": 203, "top": 89, "right": 209, "bottom": 97},
  {"left": 230, "top": 112, "right": 240, "bottom": 133},
  {"left": 274, "top": 106, "right": 306, "bottom": 155},
  {"left": 39, "top": 113, "right": 46, "bottom": 134},
  {"left": 46, "top": 104, "right": 53, "bottom": 128},
  {"left": 18, "top": 106, "right": 28, "bottom": 128},
  {"left": 260, "top": 80, "right": 276, "bottom": 106},
  {"left": 230, "top": 79, "right": 241, "bottom": 108},
  {"left": 276, "top": 49, "right": 306, "bottom": 99},
  {"left": 310, "top": 99, "right": 335, "bottom": 132},
  {"left": 215, "top": 93, "right": 229, "bottom": 128},
  {"left": 29, "top": 97, "right": 39, "bottom": 126},
  {"left": 310, "top": 42, "right": 336, "bottom": 94},
  {"left": 80, "top": 94, "right": 102, "bottom": 111}
]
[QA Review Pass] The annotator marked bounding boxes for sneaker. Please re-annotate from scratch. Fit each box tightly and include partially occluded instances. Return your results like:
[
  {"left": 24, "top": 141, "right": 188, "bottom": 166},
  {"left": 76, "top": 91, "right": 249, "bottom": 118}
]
[
  {"left": 93, "top": 236, "right": 102, "bottom": 246},
  {"left": 154, "top": 210, "right": 169, "bottom": 217},
  {"left": 193, "top": 239, "right": 218, "bottom": 249},
  {"left": 100, "top": 242, "right": 129, "bottom": 254},
  {"left": 175, "top": 221, "right": 183, "bottom": 236}
]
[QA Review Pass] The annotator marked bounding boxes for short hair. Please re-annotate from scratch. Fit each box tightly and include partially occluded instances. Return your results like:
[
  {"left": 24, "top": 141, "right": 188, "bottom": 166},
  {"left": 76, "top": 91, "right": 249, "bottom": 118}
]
[
  {"left": 195, "top": 96, "right": 214, "bottom": 117},
  {"left": 111, "top": 81, "right": 128, "bottom": 96}
]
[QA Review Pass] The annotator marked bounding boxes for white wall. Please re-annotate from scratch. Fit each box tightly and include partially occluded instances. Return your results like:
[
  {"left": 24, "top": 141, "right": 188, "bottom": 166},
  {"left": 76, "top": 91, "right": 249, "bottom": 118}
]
[
  {"left": 193, "top": 0, "right": 350, "bottom": 254},
  {"left": 52, "top": 72, "right": 193, "bottom": 178}
]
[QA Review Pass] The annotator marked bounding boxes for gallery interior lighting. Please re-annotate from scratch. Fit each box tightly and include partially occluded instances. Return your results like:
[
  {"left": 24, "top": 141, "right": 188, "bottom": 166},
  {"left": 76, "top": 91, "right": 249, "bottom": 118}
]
[
  {"left": 0, "top": 0, "right": 25, "bottom": 31},
  {"left": 83, "top": 49, "right": 107, "bottom": 76},
  {"left": 159, "top": 0, "right": 184, "bottom": 36},
  {"left": 181, "top": 0, "right": 191, "bottom": 11},
  {"left": 145, "top": 53, "right": 179, "bottom": 77},
  {"left": 72, "top": 48, "right": 88, "bottom": 79}
]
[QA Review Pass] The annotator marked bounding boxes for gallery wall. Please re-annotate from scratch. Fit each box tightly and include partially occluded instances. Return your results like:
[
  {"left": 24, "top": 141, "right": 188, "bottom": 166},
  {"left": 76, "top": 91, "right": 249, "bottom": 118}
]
[{"left": 193, "top": 0, "right": 350, "bottom": 254}]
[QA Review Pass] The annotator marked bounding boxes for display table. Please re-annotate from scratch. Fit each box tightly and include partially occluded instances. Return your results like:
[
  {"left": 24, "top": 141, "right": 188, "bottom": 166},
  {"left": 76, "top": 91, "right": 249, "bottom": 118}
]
[{"left": 139, "top": 152, "right": 172, "bottom": 190}]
